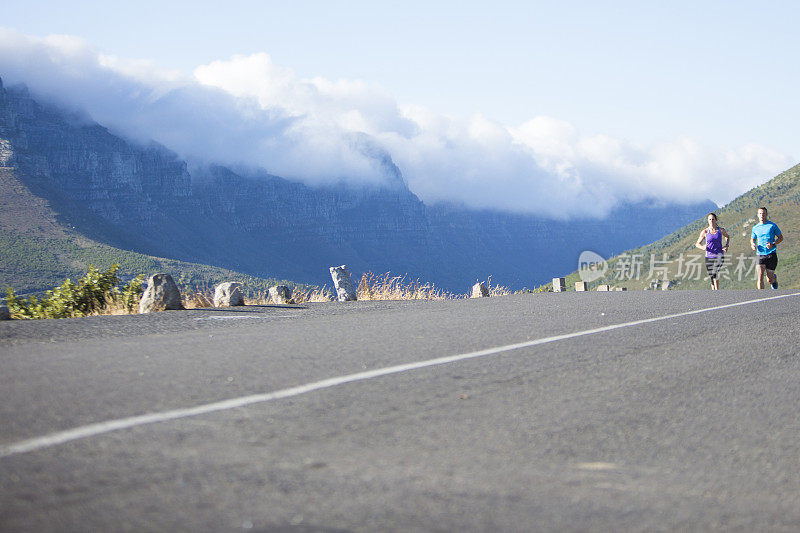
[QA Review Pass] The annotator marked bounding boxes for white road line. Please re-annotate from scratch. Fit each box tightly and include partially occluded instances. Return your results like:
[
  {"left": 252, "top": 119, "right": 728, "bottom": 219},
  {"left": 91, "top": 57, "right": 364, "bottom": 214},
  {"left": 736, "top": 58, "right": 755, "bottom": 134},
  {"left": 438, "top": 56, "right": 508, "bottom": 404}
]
[
  {"left": 194, "top": 316, "right": 273, "bottom": 321},
  {"left": 194, "top": 314, "right": 297, "bottom": 321},
  {"left": 2, "top": 292, "right": 798, "bottom": 459}
]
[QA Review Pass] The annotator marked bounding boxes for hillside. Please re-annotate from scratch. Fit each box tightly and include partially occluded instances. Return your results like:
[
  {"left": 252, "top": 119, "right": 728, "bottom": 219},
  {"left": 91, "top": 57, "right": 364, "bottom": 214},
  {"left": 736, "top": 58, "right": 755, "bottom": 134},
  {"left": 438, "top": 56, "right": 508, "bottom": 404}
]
[
  {"left": 560, "top": 163, "right": 800, "bottom": 291},
  {"left": 0, "top": 228, "right": 307, "bottom": 297},
  {"left": 0, "top": 166, "right": 305, "bottom": 296}
]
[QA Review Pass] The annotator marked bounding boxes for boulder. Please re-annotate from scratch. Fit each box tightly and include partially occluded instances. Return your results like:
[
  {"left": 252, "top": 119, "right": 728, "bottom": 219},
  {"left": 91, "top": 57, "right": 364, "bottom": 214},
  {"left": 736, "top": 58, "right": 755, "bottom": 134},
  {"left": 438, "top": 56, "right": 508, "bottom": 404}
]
[
  {"left": 0, "top": 305, "right": 10, "bottom": 320},
  {"left": 471, "top": 282, "right": 489, "bottom": 298},
  {"left": 138, "top": 274, "right": 183, "bottom": 313},
  {"left": 662, "top": 280, "right": 677, "bottom": 290},
  {"left": 596, "top": 284, "right": 611, "bottom": 291},
  {"left": 214, "top": 282, "right": 245, "bottom": 307},
  {"left": 329, "top": 265, "right": 357, "bottom": 302},
  {"left": 574, "top": 281, "right": 588, "bottom": 292},
  {"left": 268, "top": 285, "right": 293, "bottom": 304},
  {"left": 552, "top": 277, "right": 566, "bottom": 292}
]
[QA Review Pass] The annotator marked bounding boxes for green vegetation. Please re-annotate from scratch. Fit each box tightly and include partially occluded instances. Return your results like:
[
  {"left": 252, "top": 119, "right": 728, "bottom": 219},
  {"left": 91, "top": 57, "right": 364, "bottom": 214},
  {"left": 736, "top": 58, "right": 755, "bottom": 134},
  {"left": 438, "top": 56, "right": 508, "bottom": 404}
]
[
  {"left": 5, "top": 265, "right": 144, "bottom": 319},
  {"left": 559, "top": 163, "right": 800, "bottom": 291},
  {"left": 0, "top": 229, "right": 311, "bottom": 299}
]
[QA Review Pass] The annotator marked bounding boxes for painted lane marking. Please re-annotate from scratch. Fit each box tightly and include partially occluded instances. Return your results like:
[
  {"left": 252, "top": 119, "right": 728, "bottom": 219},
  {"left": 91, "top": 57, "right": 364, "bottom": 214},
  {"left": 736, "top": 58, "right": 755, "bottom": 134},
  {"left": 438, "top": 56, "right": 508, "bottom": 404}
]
[
  {"left": 2, "top": 292, "right": 798, "bottom": 458},
  {"left": 195, "top": 316, "right": 273, "bottom": 321},
  {"left": 194, "top": 314, "right": 298, "bottom": 321}
]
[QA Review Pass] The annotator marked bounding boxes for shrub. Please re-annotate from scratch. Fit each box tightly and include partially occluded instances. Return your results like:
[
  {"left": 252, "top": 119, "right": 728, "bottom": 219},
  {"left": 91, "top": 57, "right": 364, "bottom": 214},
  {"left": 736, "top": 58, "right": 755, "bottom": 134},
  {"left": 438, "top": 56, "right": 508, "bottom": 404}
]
[
  {"left": 119, "top": 274, "right": 145, "bottom": 312},
  {"left": 6, "top": 265, "right": 145, "bottom": 319}
]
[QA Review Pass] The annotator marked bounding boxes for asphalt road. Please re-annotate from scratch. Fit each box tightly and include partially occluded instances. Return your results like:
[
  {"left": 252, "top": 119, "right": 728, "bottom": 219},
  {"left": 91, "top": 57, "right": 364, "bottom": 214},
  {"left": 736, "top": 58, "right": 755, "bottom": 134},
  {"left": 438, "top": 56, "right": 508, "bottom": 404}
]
[{"left": 1, "top": 290, "right": 800, "bottom": 532}]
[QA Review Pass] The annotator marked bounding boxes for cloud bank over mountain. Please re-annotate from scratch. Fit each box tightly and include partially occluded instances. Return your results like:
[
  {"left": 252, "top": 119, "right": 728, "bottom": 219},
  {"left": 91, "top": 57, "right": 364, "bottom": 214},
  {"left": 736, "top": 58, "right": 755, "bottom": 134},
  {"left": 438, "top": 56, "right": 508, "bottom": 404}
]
[{"left": 0, "top": 28, "right": 792, "bottom": 218}]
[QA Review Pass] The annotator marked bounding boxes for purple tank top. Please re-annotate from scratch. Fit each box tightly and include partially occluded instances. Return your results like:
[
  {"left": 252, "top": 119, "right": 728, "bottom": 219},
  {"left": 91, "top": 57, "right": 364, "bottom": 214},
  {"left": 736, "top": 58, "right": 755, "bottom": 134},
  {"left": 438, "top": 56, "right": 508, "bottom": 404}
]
[{"left": 706, "top": 228, "right": 723, "bottom": 257}]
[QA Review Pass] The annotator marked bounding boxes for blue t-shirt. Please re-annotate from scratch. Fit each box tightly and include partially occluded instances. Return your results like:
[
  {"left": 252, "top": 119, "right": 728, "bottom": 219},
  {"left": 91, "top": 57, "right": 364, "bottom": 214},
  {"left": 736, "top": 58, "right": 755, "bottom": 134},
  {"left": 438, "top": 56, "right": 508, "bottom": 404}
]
[{"left": 751, "top": 221, "right": 782, "bottom": 256}]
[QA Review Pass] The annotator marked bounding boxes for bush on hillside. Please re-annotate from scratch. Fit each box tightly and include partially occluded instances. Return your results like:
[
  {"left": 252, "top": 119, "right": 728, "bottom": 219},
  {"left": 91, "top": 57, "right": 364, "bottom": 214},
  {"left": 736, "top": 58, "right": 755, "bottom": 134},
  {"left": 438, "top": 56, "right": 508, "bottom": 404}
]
[{"left": 5, "top": 265, "right": 145, "bottom": 319}]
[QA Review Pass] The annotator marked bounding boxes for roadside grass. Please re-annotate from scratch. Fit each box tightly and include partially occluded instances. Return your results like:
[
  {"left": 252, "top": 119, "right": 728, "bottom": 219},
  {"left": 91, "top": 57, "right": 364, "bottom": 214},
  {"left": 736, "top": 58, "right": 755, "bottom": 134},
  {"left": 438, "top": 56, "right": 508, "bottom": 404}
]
[
  {"left": 181, "top": 285, "right": 334, "bottom": 308},
  {"left": 182, "top": 291, "right": 214, "bottom": 309},
  {"left": 356, "top": 272, "right": 458, "bottom": 300},
  {"left": 285, "top": 286, "right": 334, "bottom": 303},
  {"left": 3, "top": 267, "right": 535, "bottom": 319},
  {"left": 483, "top": 276, "right": 514, "bottom": 297},
  {"left": 182, "top": 273, "right": 517, "bottom": 306}
]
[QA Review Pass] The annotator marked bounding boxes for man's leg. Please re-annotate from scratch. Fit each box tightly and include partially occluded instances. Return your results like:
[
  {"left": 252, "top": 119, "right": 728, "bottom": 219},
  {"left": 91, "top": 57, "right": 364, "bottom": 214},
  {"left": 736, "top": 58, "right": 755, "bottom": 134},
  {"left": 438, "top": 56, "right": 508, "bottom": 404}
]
[
  {"left": 766, "top": 269, "right": 777, "bottom": 289},
  {"left": 756, "top": 264, "right": 766, "bottom": 289}
]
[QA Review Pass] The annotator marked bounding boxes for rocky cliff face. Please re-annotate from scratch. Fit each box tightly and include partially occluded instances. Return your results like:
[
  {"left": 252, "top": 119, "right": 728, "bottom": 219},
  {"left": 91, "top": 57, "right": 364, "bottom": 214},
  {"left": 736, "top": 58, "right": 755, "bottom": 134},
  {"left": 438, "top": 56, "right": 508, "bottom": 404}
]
[
  {"left": 0, "top": 77, "right": 716, "bottom": 290},
  {"left": 0, "top": 81, "right": 195, "bottom": 226},
  {"left": 197, "top": 165, "right": 428, "bottom": 241}
]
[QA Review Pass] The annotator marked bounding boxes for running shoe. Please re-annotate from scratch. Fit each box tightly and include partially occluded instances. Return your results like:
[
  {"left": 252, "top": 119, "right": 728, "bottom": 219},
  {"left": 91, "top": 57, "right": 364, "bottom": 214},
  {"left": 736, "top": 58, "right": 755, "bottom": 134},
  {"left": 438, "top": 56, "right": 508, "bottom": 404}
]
[{"left": 771, "top": 278, "right": 778, "bottom": 290}]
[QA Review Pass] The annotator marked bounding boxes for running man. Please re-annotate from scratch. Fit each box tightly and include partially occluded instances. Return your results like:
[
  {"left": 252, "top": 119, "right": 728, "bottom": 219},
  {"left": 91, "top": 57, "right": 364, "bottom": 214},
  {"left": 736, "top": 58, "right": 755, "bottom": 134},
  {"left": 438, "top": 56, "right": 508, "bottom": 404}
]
[{"left": 750, "top": 207, "right": 783, "bottom": 289}]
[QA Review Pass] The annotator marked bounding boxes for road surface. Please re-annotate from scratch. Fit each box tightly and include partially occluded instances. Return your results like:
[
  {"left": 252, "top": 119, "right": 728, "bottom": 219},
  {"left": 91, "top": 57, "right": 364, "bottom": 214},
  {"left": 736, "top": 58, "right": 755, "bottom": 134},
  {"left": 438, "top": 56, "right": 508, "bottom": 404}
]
[{"left": 2, "top": 290, "right": 800, "bottom": 531}]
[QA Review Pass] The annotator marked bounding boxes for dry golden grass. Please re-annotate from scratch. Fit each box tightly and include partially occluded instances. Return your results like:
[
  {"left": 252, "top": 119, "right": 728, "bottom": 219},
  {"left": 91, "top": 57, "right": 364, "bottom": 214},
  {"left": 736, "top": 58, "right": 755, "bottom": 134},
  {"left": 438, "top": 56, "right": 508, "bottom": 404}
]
[
  {"left": 356, "top": 272, "right": 461, "bottom": 300},
  {"left": 88, "top": 297, "right": 135, "bottom": 316},
  {"left": 290, "top": 286, "right": 334, "bottom": 303},
  {"left": 481, "top": 276, "right": 513, "bottom": 297},
  {"left": 182, "top": 290, "right": 214, "bottom": 309}
]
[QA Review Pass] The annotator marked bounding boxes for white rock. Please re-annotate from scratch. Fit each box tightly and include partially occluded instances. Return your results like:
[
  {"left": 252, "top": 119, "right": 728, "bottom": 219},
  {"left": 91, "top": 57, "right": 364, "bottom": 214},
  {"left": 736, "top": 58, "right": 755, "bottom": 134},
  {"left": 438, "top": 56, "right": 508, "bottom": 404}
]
[
  {"left": 214, "top": 282, "right": 245, "bottom": 307},
  {"left": 471, "top": 282, "right": 489, "bottom": 298},
  {"left": 329, "top": 265, "right": 357, "bottom": 302},
  {"left": 268, "top": 285, "right": 293, "bottom": 304},
  {"left": 574, "top": 281, "right": 588, "bottom": 292},
  {"left": 138, "top": 274, "right": 183, "bottom": 313},
  {"left": 552, "top": 277, "right": 566, "bottom": 292}
]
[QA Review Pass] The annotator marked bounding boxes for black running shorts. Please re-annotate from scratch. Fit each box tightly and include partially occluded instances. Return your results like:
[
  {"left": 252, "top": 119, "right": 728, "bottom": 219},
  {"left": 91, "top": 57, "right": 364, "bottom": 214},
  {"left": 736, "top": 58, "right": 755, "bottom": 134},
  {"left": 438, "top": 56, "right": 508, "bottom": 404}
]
[{"left": 757, "top": 252, "right": 778, "bottom": 271}]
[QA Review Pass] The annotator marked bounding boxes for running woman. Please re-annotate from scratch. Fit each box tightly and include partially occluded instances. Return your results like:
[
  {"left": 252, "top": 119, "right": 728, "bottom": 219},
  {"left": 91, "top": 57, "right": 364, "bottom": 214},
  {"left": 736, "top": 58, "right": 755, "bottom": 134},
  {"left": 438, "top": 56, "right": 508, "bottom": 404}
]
[{"left": 695, "top": 212, "right": 729, "bottom": 290}]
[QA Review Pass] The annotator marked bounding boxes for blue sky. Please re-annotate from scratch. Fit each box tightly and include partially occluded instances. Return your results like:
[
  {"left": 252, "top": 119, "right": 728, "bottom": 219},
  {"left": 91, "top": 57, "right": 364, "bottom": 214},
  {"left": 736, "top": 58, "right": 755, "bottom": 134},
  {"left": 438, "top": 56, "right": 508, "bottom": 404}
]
[{"left": 1, "top": 1, "right": 798, "bottom": 215}]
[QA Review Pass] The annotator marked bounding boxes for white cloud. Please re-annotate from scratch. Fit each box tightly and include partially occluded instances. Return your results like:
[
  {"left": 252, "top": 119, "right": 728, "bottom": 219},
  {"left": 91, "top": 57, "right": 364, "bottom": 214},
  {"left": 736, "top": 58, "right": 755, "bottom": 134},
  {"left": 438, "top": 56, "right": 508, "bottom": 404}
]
[{"left": 0, "top": 28, "right": 794, "bottom": 217}]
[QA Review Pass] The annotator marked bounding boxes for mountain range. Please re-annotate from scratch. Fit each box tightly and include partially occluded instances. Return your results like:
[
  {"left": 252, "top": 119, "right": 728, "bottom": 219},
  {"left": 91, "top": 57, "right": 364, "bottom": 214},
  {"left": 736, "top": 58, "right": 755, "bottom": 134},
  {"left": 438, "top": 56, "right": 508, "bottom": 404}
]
[{"left": 0, "top": 76, "right": 717, "bottom": 293}]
